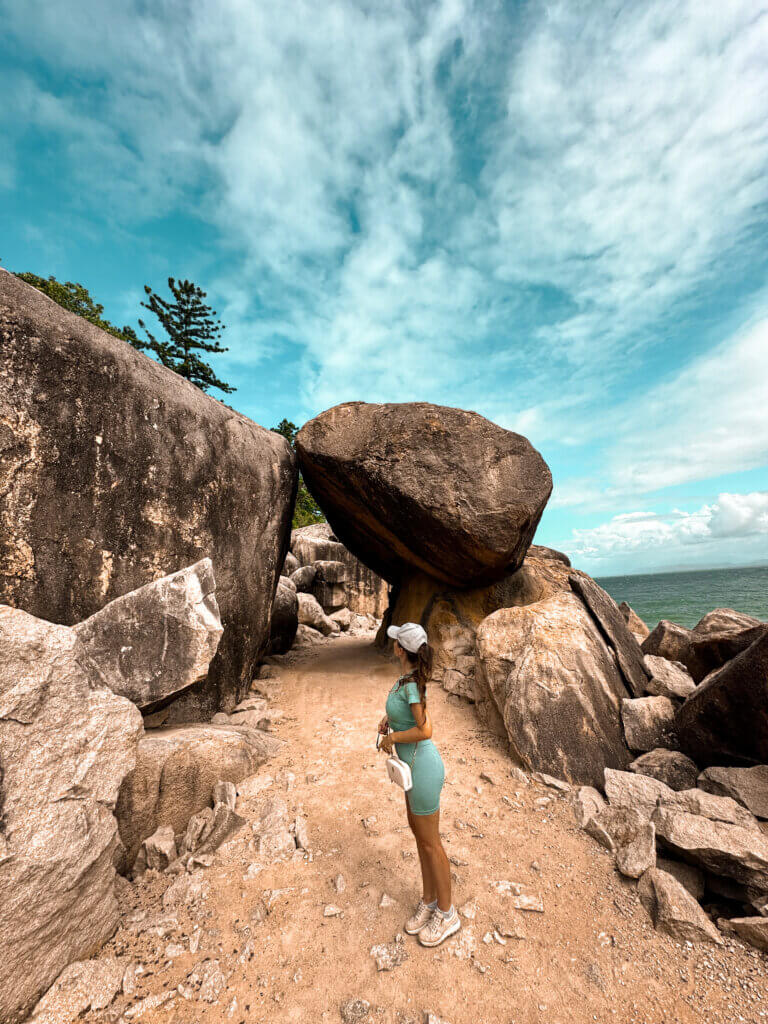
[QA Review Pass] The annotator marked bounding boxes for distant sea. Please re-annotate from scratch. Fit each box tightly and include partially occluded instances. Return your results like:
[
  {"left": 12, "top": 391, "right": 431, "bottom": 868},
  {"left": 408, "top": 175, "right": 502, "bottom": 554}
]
[{"left": 596, "top": 565, "right": 768, "bottom": 630}]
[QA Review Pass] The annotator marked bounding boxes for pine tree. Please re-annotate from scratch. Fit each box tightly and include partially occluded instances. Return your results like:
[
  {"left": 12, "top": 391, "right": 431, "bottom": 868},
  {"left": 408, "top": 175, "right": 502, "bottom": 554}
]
[
  {"left": 139, "top": 277, "right": 235, "bottom": 394},
  {"left": 272, "top": 418, "right": 326, "bottom": 528}
]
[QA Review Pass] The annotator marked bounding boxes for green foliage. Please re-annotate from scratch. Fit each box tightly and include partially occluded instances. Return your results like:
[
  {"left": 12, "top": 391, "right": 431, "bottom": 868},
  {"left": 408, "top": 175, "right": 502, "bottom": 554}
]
[
  {"left": 139, "top": 277, "right": 235, "bottom": 395},
  {"left": 14, "top": 273, "right": 145, "bottom": 350},
  {"left": 271, "top": 418, "right": 326, "bottom": 528}
]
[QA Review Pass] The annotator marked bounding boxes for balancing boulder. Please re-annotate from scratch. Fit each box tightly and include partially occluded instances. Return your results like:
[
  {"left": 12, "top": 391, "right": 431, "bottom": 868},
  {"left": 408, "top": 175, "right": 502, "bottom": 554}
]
[{"left": 296, "top": 402, "right": 552, "bottom": 587}]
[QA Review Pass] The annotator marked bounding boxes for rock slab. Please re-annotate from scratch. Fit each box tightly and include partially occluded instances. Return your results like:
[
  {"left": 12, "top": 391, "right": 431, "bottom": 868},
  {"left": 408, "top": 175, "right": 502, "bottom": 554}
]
[
  {"left": 698, "top": 765, "right": 768, "bottom": 820},
  {"left": 296, "top": 402, "right": 552, "bottom": 587},
  {"left": 0, "top": 606, "right": 142, "bottom": 1023},
  {"left": 73, "top": 559, "right": 222, "bottom": 710},
  {"left": 638, "top": 869, "right": 722, "bottom": 945}
]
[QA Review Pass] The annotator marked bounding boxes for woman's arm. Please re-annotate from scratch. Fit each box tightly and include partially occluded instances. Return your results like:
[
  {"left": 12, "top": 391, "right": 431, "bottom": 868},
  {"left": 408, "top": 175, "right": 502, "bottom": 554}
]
[{"left": 388, "top": 704, "right": 432, "bottom": 745}]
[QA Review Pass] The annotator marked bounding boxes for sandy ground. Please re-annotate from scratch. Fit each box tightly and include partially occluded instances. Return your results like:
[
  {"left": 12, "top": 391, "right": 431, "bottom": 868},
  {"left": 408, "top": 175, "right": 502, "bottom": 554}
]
[{"left": 99, "top": 635, "right": 768, "bottom": 1024}]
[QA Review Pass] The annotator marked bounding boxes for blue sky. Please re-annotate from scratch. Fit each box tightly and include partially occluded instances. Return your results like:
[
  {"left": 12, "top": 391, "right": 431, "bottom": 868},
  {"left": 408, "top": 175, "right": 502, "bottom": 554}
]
[{"left": 2, "top": 0, "right": 767, "bottom": 576}]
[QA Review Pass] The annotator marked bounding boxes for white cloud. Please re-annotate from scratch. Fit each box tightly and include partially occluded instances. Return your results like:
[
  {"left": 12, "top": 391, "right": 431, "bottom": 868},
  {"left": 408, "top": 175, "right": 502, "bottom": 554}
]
[{"left": 563, "top": 491, "right": 768, "bottom": 563}]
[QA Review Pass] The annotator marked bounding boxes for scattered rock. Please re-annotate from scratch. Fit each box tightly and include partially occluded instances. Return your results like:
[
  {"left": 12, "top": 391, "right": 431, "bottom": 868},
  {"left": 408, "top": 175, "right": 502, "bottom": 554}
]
[
  {"left": 604, "top": 768, "right": 670, "bottom": 820},
  {"left": 622, "top": 696, "right": 678, "bottom": 752},
  {"left": 531, "top": 771, "right": 571, "bottom": 792},
  {"left": 585, "top": 806, "right": 656, "bottom": 878},
  {"left": 73, "top": 559, "right": 222, "bottom": 710},
  {"left": 116, "top": 723, "right": 278, "bottom": 869},
  {"left": 133, "top": 826, "right": 177, "bottom": 876},
  {"left": 572, "top": 787, "right": 606, "bottom": 827},
  {"left": 728, "top": 917, "right": 768, "bottom": 951},
  {"left": 297, "top": 401, "right": 552, "bottom": 587},
  {"left": 652, "top": 807, "right": 768, "bottom": 890},
  {"left": 340, "top": 998, "right": 372, "bottom": 1023},
  {"left": 697, "top": 765, "right": 768, "bottom": 819},
  {"left": 369, "top": 935, "right": 408, "bottom": 971},
  {"left": 638, "top": 868, "right": 723, "bottom": 945},
  {"left": 629, "top": 749, "right": 699, "bottom": 791},
  {"left": 324, "top": 905, "right": 343, "bottom": 918},
  {"left": 643, "top": 656, "right": 696, "bottom": 701},
  {"left": 605, "top": 768, "right": 759, "bottom": 829},
  {"left": 333, "top": 874, "right": 347, "bottom": 893},
  {"left": 30, "top": 958, "right": 125, "bottom": 1024},
  {"left": 213, "top": 780, "right": 238, "bottom": 811},
  {"left": 509, "top": 893, "right": 544, "bottom": 913},
  {"left": 297, "top": 592, "right": 337, "bottom": 636},
  {"left": 331, "top": 607, "right": 353, "bottom": 631},
  {"left": 0, "top": 606, "right": 142, "bottom": 1023}
]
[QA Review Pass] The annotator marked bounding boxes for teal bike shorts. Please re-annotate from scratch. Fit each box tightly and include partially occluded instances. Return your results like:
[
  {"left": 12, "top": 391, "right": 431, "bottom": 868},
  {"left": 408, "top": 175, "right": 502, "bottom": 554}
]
[{"left": 395, "top": 739, "right": 445, "bottom": 816}]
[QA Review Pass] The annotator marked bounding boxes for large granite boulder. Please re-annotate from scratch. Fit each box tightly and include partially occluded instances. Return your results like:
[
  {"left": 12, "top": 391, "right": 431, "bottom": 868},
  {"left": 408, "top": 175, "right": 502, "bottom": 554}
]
[
  {"left": 676, "top": 628, "right": 768, "bottom": 767},
  {"left": 0, "top": 269, "right": 296, "bottom": 720},
  {"left": 115, "top": 723, "right": 279, "bottom": 870},
  {"left": 629, "top": 749, "right": 699, "bottom": 791},
  {"left": 296, "top": 592, "right": 337, "bottom": 636},
  {"left": 291, "top": 524, "right": 389, "bottom": 618},
  {"left": 73, "top": 559, "right": 222, "bottom": 710},
  {"left": 604, "top": 768, "right": 759, "bottom": 829},
  {"left": 386, "top": 553, "right": 575, "bottom": 700},
  {"left": 474, "top": 589, "right": 631, "bottom": 786},
  {"left": 311, "top": 559, "right": 348, "bottom": 612},
  {"left": 296, "top": 402, "right": 552, "bottom": 587},
  {"left": 693, "top": 608, "right": 762, "bottom": 636},
  {"left": 643, "top": 616, "right": 766, "bottom": 683},
  {"left": 268, "top": 579, "right": 299, "bottom": 656},
  {"left": 0, "top": 606, "right": 142, "bottom": 1023}
]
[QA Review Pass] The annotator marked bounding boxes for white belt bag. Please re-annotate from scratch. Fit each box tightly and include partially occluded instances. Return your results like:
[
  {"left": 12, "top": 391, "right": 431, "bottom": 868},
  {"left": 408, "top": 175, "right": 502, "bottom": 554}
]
[{"left": 378, "top": 732, "right": 414, "bottom": 792}]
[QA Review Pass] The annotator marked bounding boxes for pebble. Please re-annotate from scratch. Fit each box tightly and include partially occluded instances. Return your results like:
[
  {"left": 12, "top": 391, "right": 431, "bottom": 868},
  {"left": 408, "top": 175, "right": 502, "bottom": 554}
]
[
  {"left": 379, "top": 893, "right": 395, "bottom": 908},
  {"left": 333, "top": 874, "right": 347, "bottom": 893},
  {"left": 324, "top": 904, "right": 342, "bottom": 917}
]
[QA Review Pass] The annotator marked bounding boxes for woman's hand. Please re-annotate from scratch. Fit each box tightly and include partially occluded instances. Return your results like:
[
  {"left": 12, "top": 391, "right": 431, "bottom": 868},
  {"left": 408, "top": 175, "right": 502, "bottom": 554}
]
[
  {"left": 379, "top": 732, "right": 396, "bottom": 754},
  {"left": 378, "top": 715, "right": 389, "bottom": 735}
]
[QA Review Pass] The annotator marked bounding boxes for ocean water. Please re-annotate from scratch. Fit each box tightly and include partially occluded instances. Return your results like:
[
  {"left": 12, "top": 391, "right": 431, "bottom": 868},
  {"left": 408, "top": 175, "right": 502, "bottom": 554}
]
[{"left": 596, "top": 565, "right": 768, "bottom": 631}]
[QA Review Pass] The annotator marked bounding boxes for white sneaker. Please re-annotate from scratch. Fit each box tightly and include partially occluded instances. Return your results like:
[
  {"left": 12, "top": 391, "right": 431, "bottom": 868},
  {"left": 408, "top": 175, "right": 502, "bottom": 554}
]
[
  {"left": 418, "top": 907, "right": 461, "bottom": 947},
  {"left": 404, "top": 899, "right": 435, "bottom": 935}
]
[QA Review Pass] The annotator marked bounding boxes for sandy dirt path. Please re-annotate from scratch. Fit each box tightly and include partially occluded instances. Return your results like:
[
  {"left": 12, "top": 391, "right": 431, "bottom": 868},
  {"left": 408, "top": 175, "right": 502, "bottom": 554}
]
[{"left": 105, "top": 635, "right": 768, "bottom": 1024}]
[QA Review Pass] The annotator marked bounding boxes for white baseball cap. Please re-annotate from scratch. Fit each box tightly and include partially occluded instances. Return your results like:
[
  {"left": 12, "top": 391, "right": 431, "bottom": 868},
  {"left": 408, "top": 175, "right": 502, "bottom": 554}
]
[{"left": 386, "top": 621, "right": 428, "bottom": 654}]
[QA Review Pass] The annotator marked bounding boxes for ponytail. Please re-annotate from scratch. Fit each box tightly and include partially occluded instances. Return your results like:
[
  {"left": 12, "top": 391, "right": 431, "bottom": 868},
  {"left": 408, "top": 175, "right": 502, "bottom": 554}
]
[{"left": 403, "top": 642, "right": 433, "bottom": 708}]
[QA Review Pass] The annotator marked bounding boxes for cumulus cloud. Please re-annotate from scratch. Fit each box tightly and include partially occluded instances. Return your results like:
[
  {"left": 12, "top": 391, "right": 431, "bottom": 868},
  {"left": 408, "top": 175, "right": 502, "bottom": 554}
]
[{"left": 563, "top": 492, "right": 768, "bottom": 563}]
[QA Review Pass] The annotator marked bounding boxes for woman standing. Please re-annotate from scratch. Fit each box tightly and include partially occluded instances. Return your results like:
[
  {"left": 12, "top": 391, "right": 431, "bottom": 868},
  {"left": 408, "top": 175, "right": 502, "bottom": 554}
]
[{"left": 378, "top": 622, "right": 460, "bottom": 947}]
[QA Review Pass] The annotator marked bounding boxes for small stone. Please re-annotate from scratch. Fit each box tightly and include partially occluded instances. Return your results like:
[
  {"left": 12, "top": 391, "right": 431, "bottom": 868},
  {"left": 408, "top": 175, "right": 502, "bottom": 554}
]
[
  {"left": 459, "top": 900, "right": 478, "bottom": 920},
  {"left": 534, "top": 796, "right": 553, "bottom": 808},
  {"left": 324, "top": 904, "right": 342, "bottom": 917},
  {"left": 340, "top": 998, "right": 371, "bottom": 1023},
  {"left": 333, "top": 874, "right": 347, "bottom": 893},
  {"left": 509, "top": 767, "right": 528, "bottom": 784},
  {"left": 379, "top": 893, "right": 395, "bottom": 908},
  {"left": 213, "top": 780, "right": 237, "bottom": 810},
  {"left": 729, "top": 917, "right": 768, "bottom": 951},
  {"left": 480, "top": 771, "right": 497, "bottom": 785},
  {"left": 369, "top": 935, "right": 408, "bottom": 971},
  {"left": 509, "top": 894, "right": 544, "bottom": 913},
  {"left": 532, "top": 771, "right": 571, "bottom": 792}
]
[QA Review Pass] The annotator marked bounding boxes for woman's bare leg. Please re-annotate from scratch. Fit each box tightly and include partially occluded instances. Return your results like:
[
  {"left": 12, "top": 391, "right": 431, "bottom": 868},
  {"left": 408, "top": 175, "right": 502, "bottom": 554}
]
[
  {"left": 409, "top": 809, "right": 451, "bottom": 911},
  {"left": 406, "top": 798, "right": 437, "bottom": 903}
]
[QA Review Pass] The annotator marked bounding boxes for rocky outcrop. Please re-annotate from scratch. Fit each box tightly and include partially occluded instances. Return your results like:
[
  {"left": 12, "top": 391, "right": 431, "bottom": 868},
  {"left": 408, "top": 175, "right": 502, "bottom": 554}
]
[
  {"left": 629, "top": 749, "right": 699, "bottom": 791},
  {"left": 115, "top": 723, "right": 278, "bottom": 870},
  {"left": 528, "top": 545, "right": 571, "bottom": 566},
  {"left": 642, "top": 616, "right": 766, "bottom": 684},
  {"left": 697, "top": 765, "right": 768, "bottom": 819},
  {"left": 693, "top": 608, "right": 762, "bottom": 637},
  {"left": 0, "top": 606, "right": 142, "bottom": 1023},
  {"left": 676, "top": 628, "right": 768, "bottom": 767},
  {"left": 643, "top": 655, "right": 696, "bottom": 700},
  {"left": 296, "top": 402, "right": 552, "bottom": 587},
  {"left": 0, "top": 269, "right": 296, "bottom": 720},
  {"left": 73, "top": 559, "right": 223, "bottom": 710},
  {"left": 638, "top": 869, "right": 723, "bottom": 945},
  {"left": 297, "top": 592, "right": 337, "bottom": 636},
  {"left": 569, "top": 575, "right": 649, "bottom": 697},
  {"left": 622, "top": 696, "right": 678, "bottom": 752},
  {"left": 268, "top": 579, "right": 298, "bottom": 655},
  {"left": 474, "top": 590, "right": 631, "bottom": 786},
  {"left": 290, "top": 524, "right": 388, "bottom": 618}
]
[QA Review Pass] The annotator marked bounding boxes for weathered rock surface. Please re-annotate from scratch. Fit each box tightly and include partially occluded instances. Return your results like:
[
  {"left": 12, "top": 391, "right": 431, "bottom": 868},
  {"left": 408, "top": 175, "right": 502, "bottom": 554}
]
[
  {"left": 311, "top": 559, "right": 348, "bottom": 612},
  {"left": 652, "top": 807, "right": 768, "bottom": 891},
  {"left": 629, "top": 749, "right": 698, "bottom": 791},
  {"left": 619, "top": 601, "right": 650, "bottom": 640},
  {"left": 638, "top": 869, "right": 723, "bottom": 945},
  {"left": 656, "top": 858, "right": 705, "bottom": 901},
  {"left": 605, "top": 769, "right": 759, "bottom": 829},
  {"left": 698, "top": 765, "right": 768, "bottom": 819},
  {"left": 642, "top": 621, "right": 697, "bottom": 673},
  {"left": 73, "top": 559, "right": 222, "bottom": 710},
  {"left": 528, "top": 545, "right": 571, "bottom": 566},
  {"left": 474, "top": 589, "right": 631, "bottom": 787},
  {"left": 622, "top": 696, "right": 678, "bottom": 752},
  {"left": 115, "top": 724, "right": 278, "bottom": 869},
  {"left": 585, "top": 806, "right": 655, "bottom": 878},
  {"left": 297, "top": 592, "right": 337, "bottom": 636},
  {"left": 643, "top": 616, "right": 766, "bottom": 684},
  {"left": 268, "top": 579, "right": 298, "bottom": 655},
  {"left": 0, "top": 269, "right": 296, "bottom": 720},
  {"left": 291, "top": 524, "right": 389, "bottom": 618},
  {"left": 692, "top": 607, "right": 762, "bottom": 637},
  {"left": 676, "top": 628, "right": 768, "bottom": 767},
  {"left": 290, "top": 565, "right": 317, "bottom": 592},
  {"left": 604, "top": 768, "right": 670, "bottom": 820},
  {"left": 643, "top": 655, "right": 696, "bottom": 701},
  {"left": 569, "top": 574, "right": 649, "bottom": 698},
  {"left": 30, "top": 958, "right": 125, "bottom": 1024},
  {"left": 282, "top": 551, "right": 300, "bottom": 575},
  {"left": 572, "top": 786, "right": 607, "bottom": 827},
  {"left": 296, "top": 402, "right": 552, "bottom": 587},
  {"left": 0, "top": 606, "right": 142, "bottom": 1023},
  {"left": 729, "top": 916, "right": 768, "bottom": 951}
]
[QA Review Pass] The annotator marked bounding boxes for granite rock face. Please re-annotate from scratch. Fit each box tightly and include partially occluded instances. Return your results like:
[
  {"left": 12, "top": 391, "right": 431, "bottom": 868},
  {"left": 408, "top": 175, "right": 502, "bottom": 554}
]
[
  {"left": 697, "top": 766, "right": 768, "bottom": 820},
  {"left": 291, "top": 524, "right": 389, "bottom": 618},
  {"left": 619, "top": 602, "right": 650, "bottom": 640},
  {"left": 73, "top": 559, "right": 223, "bottom": 710},
  {"left": 268, "top": 579, "right": 299, "bottom": 656},
  {"left": 643, "top": 655, "right": 696, "bottom": 701},
  {"left": 629, "top": 749, "right": 699, "bottom": 791},
  {"left": 0, "top": 269, "right": 296, "bottom": 719},
  {"left": 622, "top": 696, "right": 678, "bottom": 752},
  {"left": 296, "top": 401, "right": 552, "bottom": 587},
  {"left": 642, "top": 616, "right": 766, "bottom": 684},
  {"left": 296, "top": 592, "right": 337, "bottom": 636},
  {"left": 474, "top": 589, "right": 631, "bottom": 787},
  {"left": 115, "top": 723, "right": 278, "bottom": 870},
  {"left": 0, "top": 606, "right": 142, "bottom": 1023},
  {"left": 676, "top": 628, "right": 768, "bottom": 767}
]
